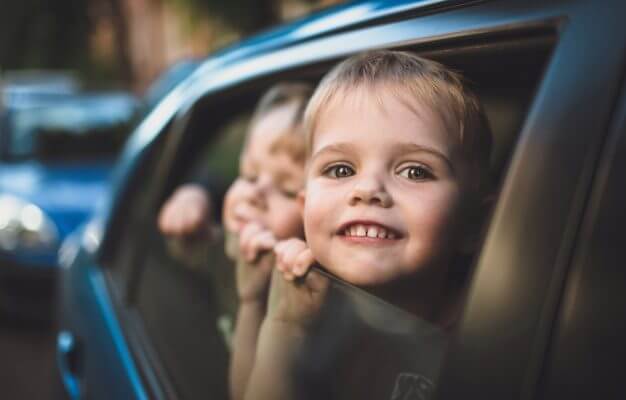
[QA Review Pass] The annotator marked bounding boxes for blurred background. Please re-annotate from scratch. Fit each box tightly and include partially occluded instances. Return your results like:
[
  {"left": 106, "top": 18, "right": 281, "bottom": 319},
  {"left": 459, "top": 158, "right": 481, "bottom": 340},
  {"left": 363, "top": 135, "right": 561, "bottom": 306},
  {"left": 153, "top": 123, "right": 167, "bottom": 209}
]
[
  {"left": 1, "top": 0, "right": 341, "bottom": 91},
  {"left": 0, "top": 1, "right": 341, "bottom": 398}
]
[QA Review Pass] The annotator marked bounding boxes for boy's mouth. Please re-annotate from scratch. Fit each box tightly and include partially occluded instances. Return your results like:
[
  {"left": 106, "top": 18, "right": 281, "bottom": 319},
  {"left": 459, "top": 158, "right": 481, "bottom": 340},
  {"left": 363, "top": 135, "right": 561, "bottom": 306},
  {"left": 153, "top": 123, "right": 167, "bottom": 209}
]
[{"left": 338, "top": 221, "right": 402, "bottom": 240}]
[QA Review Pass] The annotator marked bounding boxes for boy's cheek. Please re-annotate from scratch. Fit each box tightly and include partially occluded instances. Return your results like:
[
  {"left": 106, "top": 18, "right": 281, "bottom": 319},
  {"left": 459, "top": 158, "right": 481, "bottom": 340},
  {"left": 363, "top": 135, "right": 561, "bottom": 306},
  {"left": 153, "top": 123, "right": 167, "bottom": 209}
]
[
  {"left": 269, "top": 201, "right": 305, "bottom": 239},
  {"left": 297, "top": 190, "right": 306, "bottom": 215}
]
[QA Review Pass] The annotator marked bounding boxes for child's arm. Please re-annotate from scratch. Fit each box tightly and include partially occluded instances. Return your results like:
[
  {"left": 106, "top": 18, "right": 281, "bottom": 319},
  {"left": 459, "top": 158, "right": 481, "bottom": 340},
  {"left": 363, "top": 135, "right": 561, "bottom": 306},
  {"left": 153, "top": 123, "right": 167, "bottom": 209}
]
[
  {"left": 245, "top": 239, "right": 328, "bottom": 400},
  {"left": 229, "top": 223, "right": 276, "bottom": 400}
]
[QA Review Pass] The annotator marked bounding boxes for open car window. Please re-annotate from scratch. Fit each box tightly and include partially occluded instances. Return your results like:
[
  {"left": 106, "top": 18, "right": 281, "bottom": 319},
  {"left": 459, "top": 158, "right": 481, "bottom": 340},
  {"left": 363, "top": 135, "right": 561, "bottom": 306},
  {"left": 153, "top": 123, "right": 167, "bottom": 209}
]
[{"left": 120, "top": 102, "right": 253, "bottom": 399}]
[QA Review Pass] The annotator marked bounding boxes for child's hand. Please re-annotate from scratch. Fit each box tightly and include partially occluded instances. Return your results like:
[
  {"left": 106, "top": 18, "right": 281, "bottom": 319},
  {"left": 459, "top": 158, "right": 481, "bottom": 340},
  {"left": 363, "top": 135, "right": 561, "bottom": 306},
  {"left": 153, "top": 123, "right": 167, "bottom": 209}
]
[
  {"left": 267, "top": 239, "right": 329, "bottom": 327},
  {"left": 158, "top": 184, "right": 212, "bottom": 238},
  {"left": 239, "top": 222, "right": 277, "bottom": 263},
  {"left": 235, "top": 222, "right": 277, "bottom": 303}
]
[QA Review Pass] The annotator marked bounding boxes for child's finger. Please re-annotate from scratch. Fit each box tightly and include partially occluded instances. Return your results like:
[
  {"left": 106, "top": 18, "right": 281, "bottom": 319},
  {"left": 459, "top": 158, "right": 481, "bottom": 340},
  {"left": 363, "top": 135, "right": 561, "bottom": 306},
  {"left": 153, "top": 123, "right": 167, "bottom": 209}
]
[
  {"left": 240, "top": 221, "right": 262, "bottom": 241},
  {"left": 248, "top": 231, "right": 276, "bottom": 262},
  {"left": 273, "top": 239, "right": 290, "bottom": 262},
  {"left": 282, "top": 269, "right": 295, "bottom": 281},
  {"left": 239, "top": 222, "right": 262, "bottom": 252},
  {"left": 160, "top": 204, "right": 180, "bottom": 234},
  {"left": 273, "top": 240, "right": 288, "bottom": 254},
  {"left": 256, "top": 231, "right": 277, "bottom": 250},
  {"left": 293, "top": 248, "right": 315, "bottom": 277},
  {"left": 273, "top": 240, "right": 292, "bottom": 265},
  {"left": 280, "top": 243, "right": 302, "bottom": 270},
  {"left": 232, "top": 203, "right": 257, "bottom": 228}
]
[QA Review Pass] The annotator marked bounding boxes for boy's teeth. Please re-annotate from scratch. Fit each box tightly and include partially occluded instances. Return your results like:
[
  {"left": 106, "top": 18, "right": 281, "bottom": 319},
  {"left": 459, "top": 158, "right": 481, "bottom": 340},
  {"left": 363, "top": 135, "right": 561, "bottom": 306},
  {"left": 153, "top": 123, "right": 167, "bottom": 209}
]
[
  {"left": 343, "top": 224, "right": 397, "bottom": 239},
  {"left": 367, "top": 227, "right": 378, "bottom": 238},
  {"left": 356, "top": 225, "right": 366, "bottom": 237}
]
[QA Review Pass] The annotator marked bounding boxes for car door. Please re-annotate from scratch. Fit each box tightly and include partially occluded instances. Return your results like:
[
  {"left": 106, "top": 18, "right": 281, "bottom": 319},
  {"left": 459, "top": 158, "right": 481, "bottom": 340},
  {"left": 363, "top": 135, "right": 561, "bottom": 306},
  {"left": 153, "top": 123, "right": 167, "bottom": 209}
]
[
  {"left": 535, "top": 83, "right": 626, "bottom": 400},
  {"left": 56, "top": 0, "right": 626, "bottom": 399}
]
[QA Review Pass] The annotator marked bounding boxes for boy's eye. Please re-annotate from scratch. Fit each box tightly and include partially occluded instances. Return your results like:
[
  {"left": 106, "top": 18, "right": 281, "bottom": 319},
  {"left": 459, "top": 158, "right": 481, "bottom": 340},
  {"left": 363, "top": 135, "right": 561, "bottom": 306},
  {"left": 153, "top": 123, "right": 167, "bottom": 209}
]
[
  {"left": 279, "top": 188, "right": 299, "bottom": 199},
  {"left": 398, "top": 165, "right": 431, "bottom": 181},
  {"left": 242, "top": 173, "right": 258, "bottom": 183},
  {"left": 323, "top": 164, "right": 355, "bottom": 178},
  {"left": 278, "top": 186, "right": 299, "bottom": 199}
]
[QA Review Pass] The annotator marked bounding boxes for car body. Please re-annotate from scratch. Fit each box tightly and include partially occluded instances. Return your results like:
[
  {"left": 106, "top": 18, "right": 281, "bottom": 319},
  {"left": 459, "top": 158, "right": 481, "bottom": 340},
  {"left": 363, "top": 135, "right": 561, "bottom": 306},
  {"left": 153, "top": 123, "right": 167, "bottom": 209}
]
[
  {"left": 141, "top": 59, "right": 202, "bottom": 115},
  {"left": 0, "top": 86, "right": 138, "bottom": 321},
  {"left": 56, "top": 0, "right": 626, "bottom": 399}
]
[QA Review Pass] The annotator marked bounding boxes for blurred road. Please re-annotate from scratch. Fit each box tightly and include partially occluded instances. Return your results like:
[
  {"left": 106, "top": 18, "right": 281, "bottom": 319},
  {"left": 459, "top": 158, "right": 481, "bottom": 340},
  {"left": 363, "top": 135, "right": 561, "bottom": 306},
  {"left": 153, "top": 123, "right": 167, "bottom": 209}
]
[{"left": 0, "top": 317, "right": 56, "bottom": 399}]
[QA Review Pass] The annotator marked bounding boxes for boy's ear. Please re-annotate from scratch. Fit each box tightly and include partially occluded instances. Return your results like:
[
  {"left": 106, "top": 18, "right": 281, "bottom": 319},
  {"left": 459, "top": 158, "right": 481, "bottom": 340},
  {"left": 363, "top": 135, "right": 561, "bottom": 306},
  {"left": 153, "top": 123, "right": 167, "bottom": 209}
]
[{"left": 297, "top": 190, "right": 306, "bottom": 214}]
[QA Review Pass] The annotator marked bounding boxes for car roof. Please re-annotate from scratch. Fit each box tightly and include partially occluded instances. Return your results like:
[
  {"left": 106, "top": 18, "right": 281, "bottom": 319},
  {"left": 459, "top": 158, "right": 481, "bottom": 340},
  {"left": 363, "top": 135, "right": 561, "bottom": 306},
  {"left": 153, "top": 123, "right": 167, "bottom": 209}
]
[{"left": 193, "top": 0, "right": 447, "bottom": 71}]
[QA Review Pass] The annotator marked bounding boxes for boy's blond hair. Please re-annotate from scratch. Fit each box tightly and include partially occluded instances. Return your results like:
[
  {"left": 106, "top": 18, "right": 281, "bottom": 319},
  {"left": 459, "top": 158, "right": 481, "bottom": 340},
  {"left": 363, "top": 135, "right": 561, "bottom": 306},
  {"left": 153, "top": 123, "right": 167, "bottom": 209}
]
[
  {"left": 303, "top": 50, "right": 492, "bottom": 195},
  {"left": 249, "top": 82, "right": 313, "bottom": 164}
]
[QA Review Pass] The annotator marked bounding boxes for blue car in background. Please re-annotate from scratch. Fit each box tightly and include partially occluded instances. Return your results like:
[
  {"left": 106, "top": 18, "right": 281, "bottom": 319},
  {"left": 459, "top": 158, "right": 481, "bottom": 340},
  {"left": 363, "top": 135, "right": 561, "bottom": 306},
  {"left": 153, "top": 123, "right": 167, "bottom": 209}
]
[{"left": 0, "top": 85, "right": 138, "bottom": 321}]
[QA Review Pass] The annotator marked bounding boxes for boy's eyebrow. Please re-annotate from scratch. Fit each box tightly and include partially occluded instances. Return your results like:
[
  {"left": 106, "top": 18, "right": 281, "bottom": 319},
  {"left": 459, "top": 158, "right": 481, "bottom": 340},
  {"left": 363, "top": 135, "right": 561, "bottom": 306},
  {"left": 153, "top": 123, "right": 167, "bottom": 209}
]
[
  {"left": 310, "top": 142, "right": 356, "bottom": 161},
  {"left": 395, "top": 143, "right": 455, "bottom": 173}
]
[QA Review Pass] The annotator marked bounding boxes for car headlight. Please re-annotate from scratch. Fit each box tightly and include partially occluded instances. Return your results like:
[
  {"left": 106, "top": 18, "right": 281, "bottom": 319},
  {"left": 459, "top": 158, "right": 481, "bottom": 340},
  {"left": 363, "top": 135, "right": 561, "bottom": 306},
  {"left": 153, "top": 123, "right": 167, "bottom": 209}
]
[{"left": 0, "top": 194, "right": 58, "bottom": 252}]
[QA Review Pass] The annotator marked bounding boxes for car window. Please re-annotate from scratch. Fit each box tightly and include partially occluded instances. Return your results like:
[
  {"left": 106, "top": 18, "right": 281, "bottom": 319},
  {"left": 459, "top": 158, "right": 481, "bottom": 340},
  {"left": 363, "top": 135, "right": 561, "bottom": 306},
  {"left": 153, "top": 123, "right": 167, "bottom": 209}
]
[
  {"left": 289, "top": 268, "right": 448, "bottom": 400},
  {"left": 107, "top": 31, "right": 555, "bottom": 399},
  {"left": 105, "top": 125, "right": 172, "bottom": 301},
  {"left": 130, "top": 108, "right": 250, "bottom": 399}
]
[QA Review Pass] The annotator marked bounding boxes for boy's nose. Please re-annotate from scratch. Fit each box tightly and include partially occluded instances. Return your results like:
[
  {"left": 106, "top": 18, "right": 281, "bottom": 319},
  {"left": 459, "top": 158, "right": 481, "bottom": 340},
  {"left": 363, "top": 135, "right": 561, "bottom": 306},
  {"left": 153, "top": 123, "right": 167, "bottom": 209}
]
[
  {"left": 348, "top": 177, "right": 392, "bottom": 208},
  {"left": 247, "top": 177, "right": 270, "bottom": 209}
]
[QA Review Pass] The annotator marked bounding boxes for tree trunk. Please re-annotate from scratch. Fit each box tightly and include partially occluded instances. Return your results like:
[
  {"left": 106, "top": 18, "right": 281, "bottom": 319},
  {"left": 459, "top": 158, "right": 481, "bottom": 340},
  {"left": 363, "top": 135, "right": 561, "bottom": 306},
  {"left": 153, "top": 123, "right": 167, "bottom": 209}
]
[{"left": 107, "top": 0, "right": 134, "bottom": 88}]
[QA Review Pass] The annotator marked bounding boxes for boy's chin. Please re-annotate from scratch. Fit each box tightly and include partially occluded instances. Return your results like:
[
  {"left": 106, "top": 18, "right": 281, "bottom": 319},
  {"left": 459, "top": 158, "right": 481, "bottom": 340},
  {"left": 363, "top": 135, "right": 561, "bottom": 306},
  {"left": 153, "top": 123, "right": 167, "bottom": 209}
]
[{"left": 326, "top": 260, "right": 399, "bottom": 288}]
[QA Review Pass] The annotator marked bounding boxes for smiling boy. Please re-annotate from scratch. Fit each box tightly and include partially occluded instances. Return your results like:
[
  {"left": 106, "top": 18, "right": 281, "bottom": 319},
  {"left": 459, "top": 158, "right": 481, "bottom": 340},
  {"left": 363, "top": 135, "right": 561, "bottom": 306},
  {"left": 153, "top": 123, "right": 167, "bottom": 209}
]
[
  {"left": 245, "top": 50, "right": 492, "bottom": 400},
  {"left": 283, "top": 50, "right": 490, "bottom": 316}
]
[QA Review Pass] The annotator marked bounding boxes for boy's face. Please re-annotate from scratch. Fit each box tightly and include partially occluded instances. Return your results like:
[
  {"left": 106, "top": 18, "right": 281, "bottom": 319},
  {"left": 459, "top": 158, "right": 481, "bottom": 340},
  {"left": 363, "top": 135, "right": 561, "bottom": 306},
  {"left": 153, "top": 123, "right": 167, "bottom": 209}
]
[
  {"left": 303, "top": 86, "right": 475, "bottom": 287},
  {"left": 223, "top": 103, "right": 304, "bottom": 239}
]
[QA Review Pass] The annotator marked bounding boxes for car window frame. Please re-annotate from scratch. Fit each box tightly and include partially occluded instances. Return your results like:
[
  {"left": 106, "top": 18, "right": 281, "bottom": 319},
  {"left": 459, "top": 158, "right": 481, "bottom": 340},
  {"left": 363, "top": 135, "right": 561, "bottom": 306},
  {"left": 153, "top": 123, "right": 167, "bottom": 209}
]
[{"left": 536, "top": 76, "right": 626, "bottom": 400}]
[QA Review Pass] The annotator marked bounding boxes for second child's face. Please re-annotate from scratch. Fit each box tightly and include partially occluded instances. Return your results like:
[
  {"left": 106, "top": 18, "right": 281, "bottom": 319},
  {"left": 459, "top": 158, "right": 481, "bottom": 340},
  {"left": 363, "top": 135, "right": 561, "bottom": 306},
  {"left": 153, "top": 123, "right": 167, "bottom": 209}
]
[
  {"left": 303, "top": 86, "right": 474, "bottom": 288},
  {"left": 223, "top": 103, "right": 304, "bottom": 240}
]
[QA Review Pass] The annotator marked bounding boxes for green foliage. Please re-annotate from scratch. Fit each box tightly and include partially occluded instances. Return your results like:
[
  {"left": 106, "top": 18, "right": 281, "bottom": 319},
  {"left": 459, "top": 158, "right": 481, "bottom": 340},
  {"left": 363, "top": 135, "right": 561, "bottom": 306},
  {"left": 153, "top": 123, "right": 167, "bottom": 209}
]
[{"left": 0, "top": 0, "right": 91, "bottom": 71}]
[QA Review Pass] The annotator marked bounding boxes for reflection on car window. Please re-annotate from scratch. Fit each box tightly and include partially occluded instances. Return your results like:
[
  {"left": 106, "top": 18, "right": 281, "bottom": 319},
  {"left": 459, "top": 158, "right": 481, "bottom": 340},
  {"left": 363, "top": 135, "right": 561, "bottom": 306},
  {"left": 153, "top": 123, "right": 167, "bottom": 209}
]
[{"left": 293, "top": 268, "right": 447, "bottom": 400}]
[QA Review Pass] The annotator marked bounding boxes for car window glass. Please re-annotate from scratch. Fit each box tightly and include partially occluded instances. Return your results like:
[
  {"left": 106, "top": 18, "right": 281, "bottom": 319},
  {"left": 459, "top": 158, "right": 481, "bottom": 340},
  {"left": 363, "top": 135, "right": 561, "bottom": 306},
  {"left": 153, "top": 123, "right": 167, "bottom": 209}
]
[
  {"left": 131, "top": 110, "right": 249, "bottom": 400},
  {"left": 106, "top": 128, "right": 171, "bottom": 299},
  {"left": 291, "top": 268, "right": 447, "bottom": 400}
]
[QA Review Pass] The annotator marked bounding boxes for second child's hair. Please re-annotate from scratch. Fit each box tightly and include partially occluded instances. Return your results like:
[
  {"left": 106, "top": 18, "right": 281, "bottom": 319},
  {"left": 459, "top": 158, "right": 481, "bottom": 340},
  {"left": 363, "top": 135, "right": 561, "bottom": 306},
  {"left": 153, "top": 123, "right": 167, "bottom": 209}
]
[
  {"left": 303, "top": 50, "right": 493, "bottom": 196},
  {"left": 249, "top": 82, "right": 313, "bottom": 164}
]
